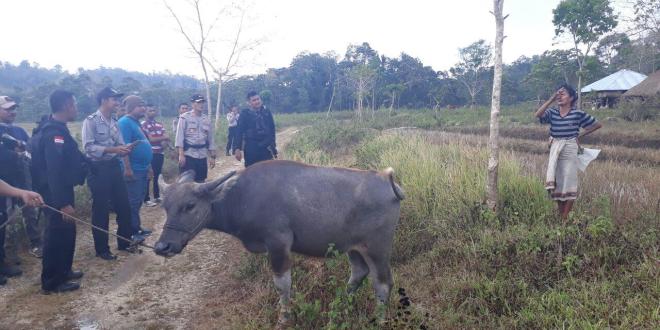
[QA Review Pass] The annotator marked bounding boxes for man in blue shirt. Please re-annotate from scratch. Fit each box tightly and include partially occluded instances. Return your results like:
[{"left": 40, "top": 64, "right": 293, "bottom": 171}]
[
  {"left": 118, "top": 95, "right": 153, "bottom": 240},
  {"left": 0, "top": 96, "right": 43, "bottom": 258}
]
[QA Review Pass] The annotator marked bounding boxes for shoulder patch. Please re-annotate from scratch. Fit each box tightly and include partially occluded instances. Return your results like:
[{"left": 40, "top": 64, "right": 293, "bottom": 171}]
[{"left": 54, "top": 136, "right": 65, "bottom": 144}]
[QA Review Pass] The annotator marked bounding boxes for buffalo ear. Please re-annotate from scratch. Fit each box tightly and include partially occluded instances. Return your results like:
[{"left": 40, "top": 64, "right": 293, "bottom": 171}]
[
  {"left": 193, "top": 171, "right": 237, "bottom": 196},
  {"left": 177, "top": 170, "right": 196, "bottom": 184}
]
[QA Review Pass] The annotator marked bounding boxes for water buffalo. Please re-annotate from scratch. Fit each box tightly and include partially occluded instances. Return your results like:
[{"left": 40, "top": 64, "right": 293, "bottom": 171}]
[{"left": 154, "top": 160, "right": 404, "bottom": 322}]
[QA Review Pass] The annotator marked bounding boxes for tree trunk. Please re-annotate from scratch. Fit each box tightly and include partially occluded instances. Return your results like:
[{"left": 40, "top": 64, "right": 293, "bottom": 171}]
[
  {"left": 326, "top": 80, "right": 336, "bottom": 118},
  {"left": 577, "top": 69, "right": 583, "bottom": 109},
  {"left": 214, "top": 78, "right": 223, "bottom": 129},
  {"left": 486, "top": 0, "right": 505, "bottom": 211}
]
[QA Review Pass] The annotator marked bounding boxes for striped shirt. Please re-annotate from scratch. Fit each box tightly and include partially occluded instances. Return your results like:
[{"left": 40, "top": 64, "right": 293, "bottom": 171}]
[{"left": 539, "top": 107, "right": 597, "bottom": 139}]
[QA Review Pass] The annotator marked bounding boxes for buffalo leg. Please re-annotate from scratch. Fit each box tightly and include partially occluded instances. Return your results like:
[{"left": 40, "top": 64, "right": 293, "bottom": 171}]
[
  {"left": 362, "top": 250, "right": 393, "bottom": 304},
  {"left": 268, "top": 238, "right": 293, "bottom": 325},
  {"left": 347, "top": 250, "right": 370, "bottom": 293}
]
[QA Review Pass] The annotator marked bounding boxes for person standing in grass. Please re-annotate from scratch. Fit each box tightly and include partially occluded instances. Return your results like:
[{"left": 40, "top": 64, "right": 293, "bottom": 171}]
[
  {"left": 535, "top": 84, "right": 602, "bottom": 220},
  {"left": 142, "top": 104, "right": 169, "bottom": 207},
  {"left": 225, "top": 105, "right": 239, "bottom": 156},
  {"left": 173, "top": 103, "right": 190, "bottom": 134}
]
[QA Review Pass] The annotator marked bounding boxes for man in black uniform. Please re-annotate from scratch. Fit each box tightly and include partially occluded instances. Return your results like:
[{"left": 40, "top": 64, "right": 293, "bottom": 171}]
[
  {"left": 0, "top": 127, "right": 24, "bottom": 284},
  {"left": 233, "top": 91, "right": 277, "bottom": 167},
  {"left": 32, "top": 90, "right": 87, "bottom": 293},
  {"left": 0, "top": 96, "right": 43, "bottom": 258}
]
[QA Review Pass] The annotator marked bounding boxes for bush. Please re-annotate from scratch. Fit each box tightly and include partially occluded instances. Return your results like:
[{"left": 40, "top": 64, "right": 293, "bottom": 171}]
[{"left": 618, "top": 96, "right": 660, "bottom": 122}]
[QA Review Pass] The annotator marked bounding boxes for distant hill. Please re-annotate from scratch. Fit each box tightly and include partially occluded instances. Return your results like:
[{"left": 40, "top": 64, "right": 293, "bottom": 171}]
[{"left": 0, "top": 60, "right": 203, "bottom": 121}]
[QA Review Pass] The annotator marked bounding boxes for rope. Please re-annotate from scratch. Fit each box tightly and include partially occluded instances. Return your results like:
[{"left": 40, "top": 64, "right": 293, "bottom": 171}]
[{"left": 0, "top": 203, "right": 155, "bottom": 250}]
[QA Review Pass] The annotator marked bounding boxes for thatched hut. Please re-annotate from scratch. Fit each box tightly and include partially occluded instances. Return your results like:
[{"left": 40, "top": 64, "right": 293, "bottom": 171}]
[{"left": 623, "top": 70, "right": 660, "bottom": 99}]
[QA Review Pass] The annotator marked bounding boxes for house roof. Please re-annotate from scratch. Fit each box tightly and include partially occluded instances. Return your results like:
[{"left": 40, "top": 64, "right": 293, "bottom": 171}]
[
  {"left": 581, "top": 69, "right": 647, "bottom": 93},
  {"left": 623, "top": 70, "right": 660, "bottom": 97}
]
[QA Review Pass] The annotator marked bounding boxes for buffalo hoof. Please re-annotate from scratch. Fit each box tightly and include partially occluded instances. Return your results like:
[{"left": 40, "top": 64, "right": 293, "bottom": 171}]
[{"left": 275, "top": 306, "right": 292, "bottom": 330}]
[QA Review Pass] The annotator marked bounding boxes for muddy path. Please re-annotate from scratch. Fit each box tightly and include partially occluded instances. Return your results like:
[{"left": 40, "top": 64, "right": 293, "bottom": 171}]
[{"left": 0, "top": 127, "right": 300, "bottom": 330}]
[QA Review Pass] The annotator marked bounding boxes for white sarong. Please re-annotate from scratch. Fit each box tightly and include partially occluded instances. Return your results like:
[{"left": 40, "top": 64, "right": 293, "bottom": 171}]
[{"left": 545, "top": 138, "right": 579, "bottom": 201}]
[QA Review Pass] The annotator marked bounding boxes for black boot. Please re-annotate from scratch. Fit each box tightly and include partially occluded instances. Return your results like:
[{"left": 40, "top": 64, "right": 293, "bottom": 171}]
[{"left": 42, "top": 281, "right": 80, "bottom": 294}]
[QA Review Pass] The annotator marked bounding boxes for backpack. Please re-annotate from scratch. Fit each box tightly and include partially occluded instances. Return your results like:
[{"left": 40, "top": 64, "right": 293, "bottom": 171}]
[{"left": 29, "top": 116, "right": 53, "bottom": 190}]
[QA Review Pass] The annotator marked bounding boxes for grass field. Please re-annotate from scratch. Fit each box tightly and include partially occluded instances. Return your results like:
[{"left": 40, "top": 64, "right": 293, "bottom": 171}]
[
  {"left": 240, "top": 106, "right": 658, "bottom": 328},
  {"left": 9, "top": 104, "right": 659, "bottom": 328}
]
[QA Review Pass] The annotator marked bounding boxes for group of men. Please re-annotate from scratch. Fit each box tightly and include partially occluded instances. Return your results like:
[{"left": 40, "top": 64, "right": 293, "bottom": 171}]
[{"left": 0, "top": 87, "right": 277, "bottom": 294}]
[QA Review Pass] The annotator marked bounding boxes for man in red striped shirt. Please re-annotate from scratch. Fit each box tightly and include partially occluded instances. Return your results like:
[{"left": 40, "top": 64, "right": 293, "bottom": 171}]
[{"left": 141, "top": 104, "right": 169, "bottom": 206}]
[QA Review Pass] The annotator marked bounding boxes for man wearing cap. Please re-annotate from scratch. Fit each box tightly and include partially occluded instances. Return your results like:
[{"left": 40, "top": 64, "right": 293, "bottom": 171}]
[
  {"left": 175, "top": 94, "right": 216, "bottom": 183},
  {"left": 0, "top": 96, "right": 25, "bottom": 282},
  {"left": 81, "top": 87, "right": 136, "bottom": 260},
  {"left": 118, "top": 96, "right": 153, "bottom": 239},
  {"left": 0, "top": 96, "right": 43, "bottom": 258}
]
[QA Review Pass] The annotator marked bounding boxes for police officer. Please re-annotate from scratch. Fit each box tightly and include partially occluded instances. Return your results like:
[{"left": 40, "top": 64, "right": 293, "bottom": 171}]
[
  {"left": 32, "top": 90, "right": 86, "bottom": 293},
  {"left": 82, "top": 87, "right": 135, "bottom": 260},
  {"left": 175, "top": 94, "right": 216, "bottom": 183},
  {"left": 0, "top": 95, "right": 43, "bottom": 258},
  {"left": 233, "top": 91, "right": 277, "bottom": 167}
]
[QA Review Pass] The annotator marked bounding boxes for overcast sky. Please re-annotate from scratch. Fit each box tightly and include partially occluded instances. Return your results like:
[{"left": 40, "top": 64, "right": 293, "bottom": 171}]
[{"left": 1, "top": 0, "right": 627, "bottom": 78}]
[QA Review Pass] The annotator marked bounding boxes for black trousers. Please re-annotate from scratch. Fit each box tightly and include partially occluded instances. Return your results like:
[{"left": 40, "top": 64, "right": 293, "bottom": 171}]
[
  {"left": 87, "top": 160, "right": 134, "bottom": 253},
  {"left": 0, "top": 211, "right": 7, "bottom": 263},
  {"left": 41, "top": 207, "right": 76, "bottom": 290},
  {"left": 180, "top": 156, "right": 208, "bottom": 183},
  {"left": 226, "top": 126, "right": 238, "bottom": 154},
  {"left": 244, "top": 142, "right": 274, "bottom": 167},
  {"left": 145, "top": 153, "right": 165, "bottom": 201}
]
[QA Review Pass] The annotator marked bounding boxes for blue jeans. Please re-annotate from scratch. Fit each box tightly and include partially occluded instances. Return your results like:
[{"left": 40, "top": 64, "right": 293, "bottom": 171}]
[{"left": 124, "top": 169, "right": 148, "bottom": 234}]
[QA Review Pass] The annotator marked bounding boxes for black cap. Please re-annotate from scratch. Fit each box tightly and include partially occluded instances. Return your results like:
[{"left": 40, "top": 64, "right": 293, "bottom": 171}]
[
  {"left": 96, "top": 87, "right": 124, "bottom": 105},
  {"left": 190, "top": 94, "right": 206, "bottom": 103}
]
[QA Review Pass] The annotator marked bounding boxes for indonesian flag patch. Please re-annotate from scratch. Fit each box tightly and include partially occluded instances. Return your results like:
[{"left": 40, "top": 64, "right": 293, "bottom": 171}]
[{"left": 54, "top": 136, "right": 65, "bottom": 144}]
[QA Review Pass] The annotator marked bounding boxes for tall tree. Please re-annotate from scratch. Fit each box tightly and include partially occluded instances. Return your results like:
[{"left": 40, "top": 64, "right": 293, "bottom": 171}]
[
  {"left": 450, "top": 40, "right": 493, "bottom": 108},
  {"left": 595, "top": 32, "right": 632, "bottom": 71},
  {"left": 163, "top": 0, "right": 223, "bottom": 118},
  {"left": 553, "top": 0, "right": 618, "bottom": 107},
  {"left": 348, "top": 65, "right": 376, "bottom": 119},
  {"left": 202, "top": 2, "right": 264, "bottom": 128},
  {"left": 487, "top": 0, "right": 506, "bottom": 211}
]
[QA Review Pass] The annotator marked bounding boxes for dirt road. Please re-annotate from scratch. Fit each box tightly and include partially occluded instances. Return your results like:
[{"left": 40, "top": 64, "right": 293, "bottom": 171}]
[{"left": 0, "top": 128, "right": 299, "bottom": 330}]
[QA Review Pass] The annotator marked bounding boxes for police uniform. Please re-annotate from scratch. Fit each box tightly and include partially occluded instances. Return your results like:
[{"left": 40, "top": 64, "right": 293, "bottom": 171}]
[
  {"left": 32, "top": 117, "right": 86, "bottom": 291},
  {"left": 233, "top": 106, "right": 277, "bottom": 167},
  {"left": 175, "top": 111, "right": 215, "bottom": 182},
  {"left": 81, "top": 110, "right": 133, "bottom": 255}
]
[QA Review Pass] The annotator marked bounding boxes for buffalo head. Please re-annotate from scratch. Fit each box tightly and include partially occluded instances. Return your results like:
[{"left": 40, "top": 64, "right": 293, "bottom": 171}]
[{"left": 154, "top": 170, "right": 236, "bottom": 257}]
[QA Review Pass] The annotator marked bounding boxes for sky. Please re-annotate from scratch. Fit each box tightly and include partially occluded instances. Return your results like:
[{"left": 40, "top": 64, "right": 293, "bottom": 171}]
[{"left": 0, "top": 0, "right": 622, "bottom": 79}]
